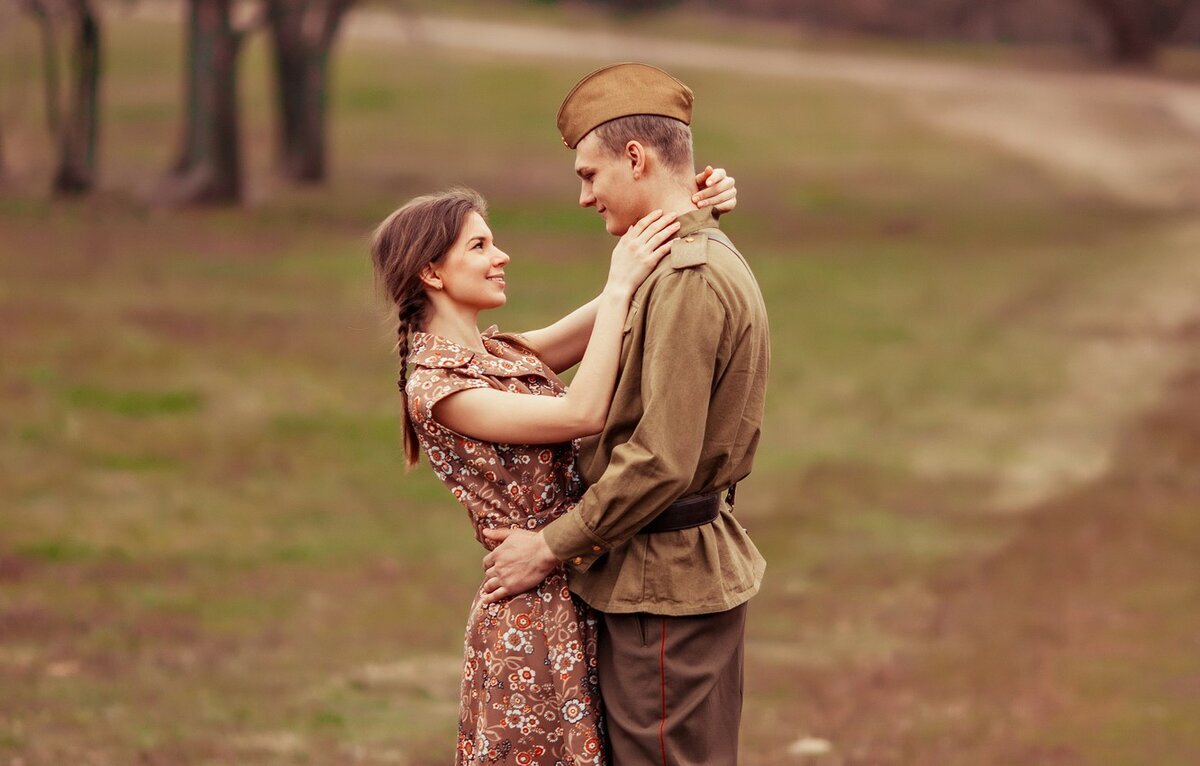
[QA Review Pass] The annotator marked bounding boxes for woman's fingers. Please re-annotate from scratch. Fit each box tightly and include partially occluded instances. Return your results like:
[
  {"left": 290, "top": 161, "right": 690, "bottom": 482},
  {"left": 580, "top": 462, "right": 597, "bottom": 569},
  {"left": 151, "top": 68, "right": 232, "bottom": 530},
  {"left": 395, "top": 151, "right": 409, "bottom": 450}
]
[
  {"left": 639, "top": 212, "right": 678, "bottom": 240},
  {"left": 646, "top": 221, "right": 680, "bottom": 249},
  {"left": 652, "top": 240, "right": 675, "bottom": 260},
  {"left": 700, "top": 187, "right": 736, "bottom": 209},
  {"left": 630, "top": 208, "right": 664, "bottom": 236}
]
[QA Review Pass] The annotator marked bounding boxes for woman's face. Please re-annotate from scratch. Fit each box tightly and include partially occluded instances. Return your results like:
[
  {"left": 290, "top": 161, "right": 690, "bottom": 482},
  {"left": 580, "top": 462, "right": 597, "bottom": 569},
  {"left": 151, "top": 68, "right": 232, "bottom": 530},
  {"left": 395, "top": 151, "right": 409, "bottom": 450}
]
[{"left": 432, "top": 212, "right": 510, "bottom": 311}]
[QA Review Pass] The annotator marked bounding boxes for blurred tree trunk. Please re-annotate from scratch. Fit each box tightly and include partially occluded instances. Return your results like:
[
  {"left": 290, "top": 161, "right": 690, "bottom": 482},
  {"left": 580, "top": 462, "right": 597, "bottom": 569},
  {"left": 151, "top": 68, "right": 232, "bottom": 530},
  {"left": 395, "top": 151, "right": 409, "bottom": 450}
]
[
  {"left": 1080, "top": 0, "right": 1196, "bottom": 64},
  {"left": 163, "top": 0, "right": 250, "bottom": 205},
  {"left": 53, "top": 0, "right": 100, "bottom": 195},
  {"left": 20, "top": 0, "right": 101, "bottom": 196},
  {"left": 24, "top": 0, "right": 62, "bottom": 135},
  {"left": 265, "top": 0, "right": 356, "bottom": 183}
]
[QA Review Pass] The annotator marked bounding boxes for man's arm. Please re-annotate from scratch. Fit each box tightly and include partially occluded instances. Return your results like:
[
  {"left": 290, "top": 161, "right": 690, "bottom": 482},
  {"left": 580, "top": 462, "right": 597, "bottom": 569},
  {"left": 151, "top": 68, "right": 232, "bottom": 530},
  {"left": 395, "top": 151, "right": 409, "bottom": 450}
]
[
  {"left": 542, "top": 269, "right": 725, "bottom": 563},
  {"left": 480, "top": 268, "right": 726, "bottom": 603}
]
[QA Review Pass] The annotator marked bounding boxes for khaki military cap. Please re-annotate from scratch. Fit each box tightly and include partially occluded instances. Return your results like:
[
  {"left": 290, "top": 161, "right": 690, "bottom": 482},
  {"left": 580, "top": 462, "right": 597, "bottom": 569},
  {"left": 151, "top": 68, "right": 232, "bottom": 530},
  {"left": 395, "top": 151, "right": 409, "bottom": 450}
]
[{"left": 557, "top": 62, "right": 693, "bottom": 149}]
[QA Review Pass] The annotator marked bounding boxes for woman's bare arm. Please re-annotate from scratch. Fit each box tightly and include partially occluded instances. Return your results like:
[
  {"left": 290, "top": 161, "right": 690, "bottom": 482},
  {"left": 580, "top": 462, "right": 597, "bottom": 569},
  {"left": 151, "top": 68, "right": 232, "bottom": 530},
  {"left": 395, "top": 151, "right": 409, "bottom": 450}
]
[
  {"left": 434, "top": 212, "right": 679, "bottom": 444},
  {"left": 514, "top": 294, "right": 602, "bottom": 374}
]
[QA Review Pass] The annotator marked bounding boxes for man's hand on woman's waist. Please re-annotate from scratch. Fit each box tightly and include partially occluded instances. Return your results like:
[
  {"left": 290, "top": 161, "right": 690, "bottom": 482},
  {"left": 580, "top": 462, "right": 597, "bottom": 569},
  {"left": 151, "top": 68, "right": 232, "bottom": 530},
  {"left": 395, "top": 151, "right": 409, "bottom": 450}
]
[{"left": 480, "top": 528, "right": 559, "bottom": 605}]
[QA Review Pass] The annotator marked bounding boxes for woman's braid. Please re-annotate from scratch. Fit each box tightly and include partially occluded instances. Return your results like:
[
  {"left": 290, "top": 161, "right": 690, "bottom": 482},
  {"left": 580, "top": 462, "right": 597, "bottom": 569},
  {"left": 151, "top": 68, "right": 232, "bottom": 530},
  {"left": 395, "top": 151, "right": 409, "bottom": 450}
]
[{"left": 395, "top": 300, "right": 423, "bottom": 467}]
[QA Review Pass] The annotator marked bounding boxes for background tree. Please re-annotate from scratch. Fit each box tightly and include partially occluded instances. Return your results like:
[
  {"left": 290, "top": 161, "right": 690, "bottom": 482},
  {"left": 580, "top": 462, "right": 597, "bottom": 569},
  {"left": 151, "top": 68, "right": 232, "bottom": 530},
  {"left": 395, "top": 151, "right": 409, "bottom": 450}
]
[
  {"left": 53, "top": 0, "right": 100, "bottom": 194},
  {"left": 162, "top": 0, "right": 257, "bottom": 205},
  {"left": 265, "top": 0, "right": 357, "bottom": 183},
  {"left": 1080, "top": 0, "right": 1198, "bottom": 64},
  {"left": 18, "top": 0, "right": 100, "bottom": 195}
]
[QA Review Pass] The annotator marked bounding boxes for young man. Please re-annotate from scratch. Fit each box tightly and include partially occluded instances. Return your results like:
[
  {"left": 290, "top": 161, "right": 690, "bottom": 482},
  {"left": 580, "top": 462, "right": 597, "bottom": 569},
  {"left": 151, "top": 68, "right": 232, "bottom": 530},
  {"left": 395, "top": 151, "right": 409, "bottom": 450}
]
[{"left": 482, "top": 62, "right": 770, "bottom": 765}]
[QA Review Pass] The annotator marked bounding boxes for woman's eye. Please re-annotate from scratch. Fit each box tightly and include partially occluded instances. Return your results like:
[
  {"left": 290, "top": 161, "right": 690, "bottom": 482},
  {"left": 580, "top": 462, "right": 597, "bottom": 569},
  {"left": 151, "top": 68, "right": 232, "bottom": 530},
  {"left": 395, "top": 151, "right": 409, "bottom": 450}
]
[{"left": 474, "top": 242, "right": 485, "bottom": 250}]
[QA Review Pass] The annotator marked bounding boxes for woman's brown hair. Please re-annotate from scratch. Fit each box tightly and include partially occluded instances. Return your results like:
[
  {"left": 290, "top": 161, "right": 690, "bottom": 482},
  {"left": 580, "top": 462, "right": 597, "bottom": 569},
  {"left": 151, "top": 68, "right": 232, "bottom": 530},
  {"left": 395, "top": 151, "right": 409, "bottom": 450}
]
[{"left": 370, "top": 187, "right": 488, "bottom": 467}]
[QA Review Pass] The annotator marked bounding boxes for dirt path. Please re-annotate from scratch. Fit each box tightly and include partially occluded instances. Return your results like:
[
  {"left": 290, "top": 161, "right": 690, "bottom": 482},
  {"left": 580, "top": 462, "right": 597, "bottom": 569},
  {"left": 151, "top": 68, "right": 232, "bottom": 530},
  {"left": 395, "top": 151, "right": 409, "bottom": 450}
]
[
  {"left": 817, "top": 355, "right": 1200, "bottom": 765},
  {"left": 347, "top": 13, "right": 1200, "bottom": 210},
  {"left": 121, "top": 4, "right": 1200, "bottom": 210}
]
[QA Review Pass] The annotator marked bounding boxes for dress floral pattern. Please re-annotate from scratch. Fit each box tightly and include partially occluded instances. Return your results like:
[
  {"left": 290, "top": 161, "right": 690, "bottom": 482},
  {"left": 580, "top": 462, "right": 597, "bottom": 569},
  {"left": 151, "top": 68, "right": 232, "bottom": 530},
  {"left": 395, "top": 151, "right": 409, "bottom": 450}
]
[{"left": 406, "top": 326, "right": 605, "bottom": 766}]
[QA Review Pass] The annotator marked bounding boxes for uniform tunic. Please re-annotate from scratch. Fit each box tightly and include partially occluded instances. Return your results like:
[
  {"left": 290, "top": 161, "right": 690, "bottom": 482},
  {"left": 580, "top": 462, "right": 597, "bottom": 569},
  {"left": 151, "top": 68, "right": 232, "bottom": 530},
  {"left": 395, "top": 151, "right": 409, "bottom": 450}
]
[
  {"left": 541, "top": 207, "right": 769, "bottom": 616},
  {"left": 406, "top": 327, "right": 604, "bottom": 766}
]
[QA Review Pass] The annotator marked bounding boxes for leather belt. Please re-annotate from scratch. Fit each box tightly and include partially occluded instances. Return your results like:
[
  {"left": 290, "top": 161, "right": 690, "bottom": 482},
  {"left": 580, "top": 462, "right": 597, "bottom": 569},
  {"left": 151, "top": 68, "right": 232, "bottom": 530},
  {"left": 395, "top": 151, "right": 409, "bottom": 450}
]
[{"left": 638, "top": 485, "right": 736, "bottom": 534}]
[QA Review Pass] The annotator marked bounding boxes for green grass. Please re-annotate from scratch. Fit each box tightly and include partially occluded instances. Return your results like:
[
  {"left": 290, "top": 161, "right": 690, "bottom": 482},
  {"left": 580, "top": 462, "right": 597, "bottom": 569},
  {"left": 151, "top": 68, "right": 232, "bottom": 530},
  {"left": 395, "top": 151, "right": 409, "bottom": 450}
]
[{"left": 1, "top": 9, "right": 1198, "bottom": 766}]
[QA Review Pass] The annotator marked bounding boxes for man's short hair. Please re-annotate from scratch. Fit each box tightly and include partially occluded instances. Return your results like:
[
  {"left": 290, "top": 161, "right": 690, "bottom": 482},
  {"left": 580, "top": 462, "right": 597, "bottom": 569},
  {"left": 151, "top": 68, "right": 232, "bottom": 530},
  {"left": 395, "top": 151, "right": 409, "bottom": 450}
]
[{"left": 592, "top": 115, "right": 694, "bottom": 173}]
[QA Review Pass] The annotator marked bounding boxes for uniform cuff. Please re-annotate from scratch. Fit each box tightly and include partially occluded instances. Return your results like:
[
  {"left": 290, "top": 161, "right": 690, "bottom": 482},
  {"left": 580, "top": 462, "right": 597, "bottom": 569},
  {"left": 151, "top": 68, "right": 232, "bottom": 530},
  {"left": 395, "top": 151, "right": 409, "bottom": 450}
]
[{"left": 542, "top": 511, "right": 609, "bottom": 573}]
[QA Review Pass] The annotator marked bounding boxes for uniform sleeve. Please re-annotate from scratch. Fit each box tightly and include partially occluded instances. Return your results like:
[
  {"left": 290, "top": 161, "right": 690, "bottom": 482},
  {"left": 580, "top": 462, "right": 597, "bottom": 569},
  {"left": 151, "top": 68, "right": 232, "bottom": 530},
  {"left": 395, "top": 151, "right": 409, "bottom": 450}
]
[{"left": 542, "top": 269, "right": 726, "bottom": 568}]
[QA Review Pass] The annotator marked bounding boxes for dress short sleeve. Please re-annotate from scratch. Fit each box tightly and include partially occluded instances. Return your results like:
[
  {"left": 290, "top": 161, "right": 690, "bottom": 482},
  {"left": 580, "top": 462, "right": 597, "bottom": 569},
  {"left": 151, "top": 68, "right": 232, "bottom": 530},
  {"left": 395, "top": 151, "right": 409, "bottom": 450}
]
[{"left": 406, "top": 366, "right": 492, "bottom": 431}]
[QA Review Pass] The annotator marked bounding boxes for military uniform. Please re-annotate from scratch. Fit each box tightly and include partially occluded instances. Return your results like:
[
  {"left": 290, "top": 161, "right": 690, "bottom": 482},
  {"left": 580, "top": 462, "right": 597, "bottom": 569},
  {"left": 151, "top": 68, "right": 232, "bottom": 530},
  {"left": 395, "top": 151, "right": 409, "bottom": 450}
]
[
  {"left": 542, "top": 207, "right": 768, "bottom": 612},
  {"left": 542, "top": 206, "right": 768, "bottom": 765},
  {"left": 543, "top": 61, "right": 771, "bottom": 766}
]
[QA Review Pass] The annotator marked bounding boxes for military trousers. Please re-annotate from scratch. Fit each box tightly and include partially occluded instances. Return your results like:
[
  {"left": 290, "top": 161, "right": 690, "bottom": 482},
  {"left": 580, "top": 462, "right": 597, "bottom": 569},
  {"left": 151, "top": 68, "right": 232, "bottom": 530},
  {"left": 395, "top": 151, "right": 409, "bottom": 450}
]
[{"left": 597, "top": 602, "right": 747, "bottom": 765}]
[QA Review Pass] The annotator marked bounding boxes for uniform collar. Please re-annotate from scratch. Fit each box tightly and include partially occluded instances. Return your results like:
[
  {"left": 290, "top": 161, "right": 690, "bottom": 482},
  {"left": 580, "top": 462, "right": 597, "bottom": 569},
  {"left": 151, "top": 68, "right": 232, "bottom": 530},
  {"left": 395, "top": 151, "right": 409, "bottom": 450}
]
[{"left": 675, "top": 207, "right": 720, "bottom": 239}]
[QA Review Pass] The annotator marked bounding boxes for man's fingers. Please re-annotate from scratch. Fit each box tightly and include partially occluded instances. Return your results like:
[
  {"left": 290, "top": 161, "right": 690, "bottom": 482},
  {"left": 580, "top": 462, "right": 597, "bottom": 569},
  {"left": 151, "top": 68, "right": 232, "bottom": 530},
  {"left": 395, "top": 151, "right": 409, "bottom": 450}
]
[
  {"left": 706, "top": 167, "right": 727, "bottom": 186},
  {"left": 480, "top": 584, "right": 507, "bottom": 605},
  {"left": 482, "top": 527, "right": 512, "bottom": 542}
]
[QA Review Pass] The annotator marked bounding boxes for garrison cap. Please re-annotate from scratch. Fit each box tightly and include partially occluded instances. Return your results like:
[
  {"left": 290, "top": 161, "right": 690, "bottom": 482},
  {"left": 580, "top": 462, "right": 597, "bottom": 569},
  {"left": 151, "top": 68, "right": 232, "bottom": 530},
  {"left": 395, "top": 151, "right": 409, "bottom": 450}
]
[{"left": 556, "top": 62, "right": 694, "bottom": 149}]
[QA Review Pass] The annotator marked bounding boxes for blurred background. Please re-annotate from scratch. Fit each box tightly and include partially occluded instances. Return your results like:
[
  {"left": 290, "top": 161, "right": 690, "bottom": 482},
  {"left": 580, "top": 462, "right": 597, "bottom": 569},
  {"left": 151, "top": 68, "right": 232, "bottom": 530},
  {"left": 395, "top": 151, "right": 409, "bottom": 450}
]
[{"left": 2, "top": 1, "right": 1199, "bottom": 764}]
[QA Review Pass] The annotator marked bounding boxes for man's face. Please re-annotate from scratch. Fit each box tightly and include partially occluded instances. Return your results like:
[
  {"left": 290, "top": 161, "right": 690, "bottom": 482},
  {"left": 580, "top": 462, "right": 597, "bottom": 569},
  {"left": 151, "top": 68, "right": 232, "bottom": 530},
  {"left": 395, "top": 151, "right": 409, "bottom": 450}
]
[{"left": 573, "top": 132, "right": 645, "bottom": 236}]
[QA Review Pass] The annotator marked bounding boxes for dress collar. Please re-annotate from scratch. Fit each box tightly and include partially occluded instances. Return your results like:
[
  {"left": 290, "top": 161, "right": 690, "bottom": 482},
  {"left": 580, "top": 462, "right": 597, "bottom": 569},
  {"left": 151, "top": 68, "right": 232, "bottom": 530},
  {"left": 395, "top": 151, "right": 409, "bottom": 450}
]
[{"left": 408, "top": 326, "right": 548, "bottom": 378}]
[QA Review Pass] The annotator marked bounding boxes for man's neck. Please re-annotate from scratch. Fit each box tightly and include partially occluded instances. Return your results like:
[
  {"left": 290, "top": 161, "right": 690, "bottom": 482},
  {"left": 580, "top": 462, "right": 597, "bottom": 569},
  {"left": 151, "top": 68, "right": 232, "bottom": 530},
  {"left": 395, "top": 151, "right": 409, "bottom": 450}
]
[{"left": 646, "top": 187, "right": 700, "bottom": 220}]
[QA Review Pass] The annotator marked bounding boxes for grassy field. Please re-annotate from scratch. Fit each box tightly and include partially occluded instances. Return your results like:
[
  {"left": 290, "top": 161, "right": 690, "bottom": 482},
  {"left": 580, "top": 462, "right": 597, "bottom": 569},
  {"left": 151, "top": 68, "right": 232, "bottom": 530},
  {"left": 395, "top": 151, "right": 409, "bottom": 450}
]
[{"left": 2, "top": 9, "right": 1199, "bottom": 766}]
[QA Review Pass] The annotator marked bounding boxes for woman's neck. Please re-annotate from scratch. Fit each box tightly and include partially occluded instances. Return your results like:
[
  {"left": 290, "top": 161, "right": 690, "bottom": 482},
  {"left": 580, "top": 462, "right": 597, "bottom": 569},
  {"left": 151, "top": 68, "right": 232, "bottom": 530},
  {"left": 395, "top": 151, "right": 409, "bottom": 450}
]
[{"left": 423, "top": 308, "right": 485, "bottom": 353}]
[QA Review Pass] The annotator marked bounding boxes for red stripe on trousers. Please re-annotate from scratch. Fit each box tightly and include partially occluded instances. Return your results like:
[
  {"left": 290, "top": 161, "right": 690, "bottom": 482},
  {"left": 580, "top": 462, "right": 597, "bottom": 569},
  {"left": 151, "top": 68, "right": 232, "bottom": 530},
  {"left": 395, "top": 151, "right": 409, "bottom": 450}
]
[{"left": 659, "top": 620, "right": 668, "bottom": 766}]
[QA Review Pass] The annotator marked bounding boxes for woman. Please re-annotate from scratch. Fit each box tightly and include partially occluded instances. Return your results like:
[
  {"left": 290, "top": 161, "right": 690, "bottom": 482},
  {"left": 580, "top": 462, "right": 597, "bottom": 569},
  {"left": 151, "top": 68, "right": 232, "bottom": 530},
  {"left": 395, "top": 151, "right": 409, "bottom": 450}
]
[{"left": 371, "top": 169, "right": 735, "bottom": 765}]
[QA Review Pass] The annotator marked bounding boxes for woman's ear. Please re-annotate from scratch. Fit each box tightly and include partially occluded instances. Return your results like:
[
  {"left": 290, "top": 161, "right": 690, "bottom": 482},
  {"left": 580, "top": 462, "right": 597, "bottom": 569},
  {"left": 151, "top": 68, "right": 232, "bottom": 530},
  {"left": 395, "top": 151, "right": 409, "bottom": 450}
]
[{"left": 419, "top": 263, "right": 442, "bottom": 291}]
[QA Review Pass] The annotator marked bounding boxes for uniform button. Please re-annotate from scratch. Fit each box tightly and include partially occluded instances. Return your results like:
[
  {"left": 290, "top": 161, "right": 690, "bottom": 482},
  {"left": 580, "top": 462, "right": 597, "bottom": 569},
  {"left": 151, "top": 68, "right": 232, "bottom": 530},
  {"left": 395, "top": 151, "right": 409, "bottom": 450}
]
[
  {"left": 685, "top": 236, "right": 695, "bottom": 243},
  {"left": 572, "top": 556, "right": 584, "bottom": 566},
  {"left": 591, "top": 545, "right": 603, "bottom": 553}
]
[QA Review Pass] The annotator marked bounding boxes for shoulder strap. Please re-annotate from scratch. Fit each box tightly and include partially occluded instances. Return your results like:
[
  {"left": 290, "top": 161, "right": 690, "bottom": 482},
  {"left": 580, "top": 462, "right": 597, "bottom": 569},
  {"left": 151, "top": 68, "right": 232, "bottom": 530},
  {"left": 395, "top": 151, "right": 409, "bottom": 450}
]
[{"left": 702, "top": 228, "right": 752, "bottom": 273}]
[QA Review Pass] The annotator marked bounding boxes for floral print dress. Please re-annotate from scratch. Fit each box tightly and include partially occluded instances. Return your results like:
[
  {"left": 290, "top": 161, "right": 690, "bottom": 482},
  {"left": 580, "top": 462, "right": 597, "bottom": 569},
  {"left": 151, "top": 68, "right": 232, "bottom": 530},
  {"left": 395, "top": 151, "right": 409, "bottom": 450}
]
[{"left": 406, "top": 327, "right": 605, "bottom": 766}]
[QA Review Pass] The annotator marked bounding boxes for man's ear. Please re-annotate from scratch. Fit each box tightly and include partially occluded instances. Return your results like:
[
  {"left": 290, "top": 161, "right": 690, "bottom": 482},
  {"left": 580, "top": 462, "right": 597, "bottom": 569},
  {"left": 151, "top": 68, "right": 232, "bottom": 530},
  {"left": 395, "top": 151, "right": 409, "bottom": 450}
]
[
  {"left": 419, "top": 263, "right": 443, "bottom": 291},
  {"left": 625, "top": 140, "right": 647, "bottom": 179}
]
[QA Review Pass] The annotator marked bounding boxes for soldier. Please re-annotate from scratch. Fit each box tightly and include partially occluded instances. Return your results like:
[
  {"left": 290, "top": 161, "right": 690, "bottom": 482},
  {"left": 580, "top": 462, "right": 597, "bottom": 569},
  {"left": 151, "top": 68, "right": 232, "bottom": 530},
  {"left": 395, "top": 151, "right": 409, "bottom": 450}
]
[{"left": 483, "top": 63, "right": 770, "bottom": 765}]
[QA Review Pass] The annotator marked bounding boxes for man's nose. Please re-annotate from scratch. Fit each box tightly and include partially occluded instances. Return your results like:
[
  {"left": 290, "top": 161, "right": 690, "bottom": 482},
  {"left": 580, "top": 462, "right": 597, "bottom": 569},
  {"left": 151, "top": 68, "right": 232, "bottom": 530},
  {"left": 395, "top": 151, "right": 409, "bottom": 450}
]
[{"left": 579, "top": 184, "right": 594, "bottom": 208}]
